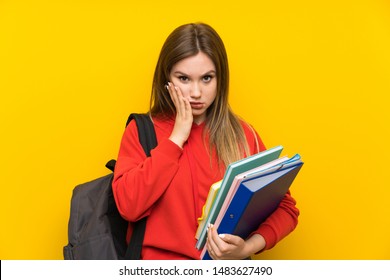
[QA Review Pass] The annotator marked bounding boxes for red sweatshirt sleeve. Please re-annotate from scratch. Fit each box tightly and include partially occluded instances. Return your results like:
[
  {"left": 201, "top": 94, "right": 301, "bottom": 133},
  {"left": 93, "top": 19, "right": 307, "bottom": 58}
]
[{"left": 112, "top": 120, "right": 182, "bottom": 222}]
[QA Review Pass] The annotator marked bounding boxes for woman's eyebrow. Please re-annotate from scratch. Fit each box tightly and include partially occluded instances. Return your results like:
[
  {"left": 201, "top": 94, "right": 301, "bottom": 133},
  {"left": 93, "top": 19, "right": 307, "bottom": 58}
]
[
  {"left": 202, "top": 70, "right": 216, "bottom": 75},
  {"left": 172, "top": 70, "right": 216, "bottom": 76},
  {"left": 172, "top": 71, "right": 188, "bottom": 75}
]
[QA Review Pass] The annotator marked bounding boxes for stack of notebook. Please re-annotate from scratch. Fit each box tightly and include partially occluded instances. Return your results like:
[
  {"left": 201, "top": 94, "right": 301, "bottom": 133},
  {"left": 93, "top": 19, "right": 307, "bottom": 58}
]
[{"left": 195, "top": 145, "right": 303, "bottom": 260}]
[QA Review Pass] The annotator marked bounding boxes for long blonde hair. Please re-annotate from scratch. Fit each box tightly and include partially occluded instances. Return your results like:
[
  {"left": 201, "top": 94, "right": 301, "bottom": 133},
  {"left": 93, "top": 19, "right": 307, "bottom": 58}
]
[{"left": 149, "top": 23, "right": 250, "bottom": 168}]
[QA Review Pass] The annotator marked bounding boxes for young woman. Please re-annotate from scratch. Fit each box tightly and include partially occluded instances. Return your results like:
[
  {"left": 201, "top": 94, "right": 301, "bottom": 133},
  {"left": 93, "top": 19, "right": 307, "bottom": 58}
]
[{"left": 112, "top": 23, "right": 299, "bottom": 260}]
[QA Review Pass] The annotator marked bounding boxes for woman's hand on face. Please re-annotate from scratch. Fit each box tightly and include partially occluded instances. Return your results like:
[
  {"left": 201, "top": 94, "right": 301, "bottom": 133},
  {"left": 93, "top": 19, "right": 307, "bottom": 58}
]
[{"left": 167, "top": 82, "right": 193, "bottom": 148}]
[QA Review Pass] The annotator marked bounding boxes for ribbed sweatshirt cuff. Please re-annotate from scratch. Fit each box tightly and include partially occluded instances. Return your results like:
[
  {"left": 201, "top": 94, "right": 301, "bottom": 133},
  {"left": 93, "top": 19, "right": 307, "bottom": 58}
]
[
  {"left": 253, "top": 224, "right": 278, "bottom": 253},
  {"left": 154, "top": 138, "right": 183, "bottom": 161}
]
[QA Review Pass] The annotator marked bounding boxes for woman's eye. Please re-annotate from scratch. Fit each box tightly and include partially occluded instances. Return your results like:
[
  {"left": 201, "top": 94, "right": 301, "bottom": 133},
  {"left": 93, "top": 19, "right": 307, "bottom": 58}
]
[
  {"left": 203, "top": 75, "right": 213, "bottom": 82},
  {"left": 178, "top": 76, "right": 189, "bottom": 82}
]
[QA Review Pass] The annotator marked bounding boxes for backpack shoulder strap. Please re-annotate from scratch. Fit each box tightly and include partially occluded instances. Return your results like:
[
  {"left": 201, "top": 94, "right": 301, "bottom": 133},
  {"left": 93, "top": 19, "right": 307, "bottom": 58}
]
[
  {"left": 127, "top": 113, "right": 157, "bottom": 157},
  {"left": 124, "top": 113, "right": 157, "bottom": 260}
]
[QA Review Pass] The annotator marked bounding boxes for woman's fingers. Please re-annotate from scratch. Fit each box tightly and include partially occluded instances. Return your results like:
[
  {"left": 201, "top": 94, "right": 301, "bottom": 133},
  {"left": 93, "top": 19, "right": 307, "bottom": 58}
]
[
  {"left": 168, "top": 82, "right": 192, "bottom": 119},
  {"left": 167, "top": 82, "right": 193, "bottom": 147}
]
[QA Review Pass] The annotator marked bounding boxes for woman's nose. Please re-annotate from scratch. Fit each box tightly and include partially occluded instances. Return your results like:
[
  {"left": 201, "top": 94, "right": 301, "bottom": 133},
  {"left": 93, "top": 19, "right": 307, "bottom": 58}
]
[{"left": 190, "top": 83, "right": 201, "bottom": 98}]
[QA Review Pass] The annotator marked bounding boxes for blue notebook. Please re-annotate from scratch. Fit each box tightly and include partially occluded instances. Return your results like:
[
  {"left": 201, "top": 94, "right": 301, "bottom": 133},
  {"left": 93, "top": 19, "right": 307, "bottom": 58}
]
[
  {"left": 201, "top": 161, "right": 303, "bottom": 260},
  {"left": 196, "top": 146, "right": 283, "bottom": 250}
]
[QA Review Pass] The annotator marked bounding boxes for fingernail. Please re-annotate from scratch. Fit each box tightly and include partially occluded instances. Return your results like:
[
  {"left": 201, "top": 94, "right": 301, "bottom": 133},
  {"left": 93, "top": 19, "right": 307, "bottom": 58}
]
[{"left": 219, "top": 234, "right": 225, "bottom": 239}]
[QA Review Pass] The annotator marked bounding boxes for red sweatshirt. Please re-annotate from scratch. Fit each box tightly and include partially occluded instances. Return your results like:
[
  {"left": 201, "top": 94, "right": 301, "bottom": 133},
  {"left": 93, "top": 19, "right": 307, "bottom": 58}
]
[{"left": 112, "top": 116, "right": 299, "bottom": 259}]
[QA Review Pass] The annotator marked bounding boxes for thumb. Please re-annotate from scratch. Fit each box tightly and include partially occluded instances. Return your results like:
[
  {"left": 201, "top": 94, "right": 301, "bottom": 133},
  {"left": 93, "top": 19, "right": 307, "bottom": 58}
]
[{"left": 218, "top": 233, "right": 241, "bottom": 245}]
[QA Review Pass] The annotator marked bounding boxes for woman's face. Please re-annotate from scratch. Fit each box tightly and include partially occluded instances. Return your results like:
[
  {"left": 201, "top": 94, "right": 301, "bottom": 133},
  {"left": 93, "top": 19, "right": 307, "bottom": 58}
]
[{"left": 169, "top": 52, "right": 217, "bottom": 124}]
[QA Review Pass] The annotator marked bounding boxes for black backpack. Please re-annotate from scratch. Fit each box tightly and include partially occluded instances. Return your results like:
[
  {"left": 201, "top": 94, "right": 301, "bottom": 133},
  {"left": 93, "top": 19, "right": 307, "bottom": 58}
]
[{"left": 63, "top": 113, "right": 157, "bottom": 260}]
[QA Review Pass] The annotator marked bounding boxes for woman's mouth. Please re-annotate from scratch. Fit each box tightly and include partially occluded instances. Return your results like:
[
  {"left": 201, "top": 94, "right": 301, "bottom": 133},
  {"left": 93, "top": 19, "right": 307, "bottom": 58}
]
[{"left": 190, "top": 102, "right": 204, "bottom": 109}]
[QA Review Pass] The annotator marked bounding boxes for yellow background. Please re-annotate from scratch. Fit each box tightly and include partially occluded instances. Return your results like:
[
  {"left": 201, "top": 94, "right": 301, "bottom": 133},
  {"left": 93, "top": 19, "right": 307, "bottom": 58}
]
[{"left": 1, "top": 0, "right": 389, "bottom": 260}]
